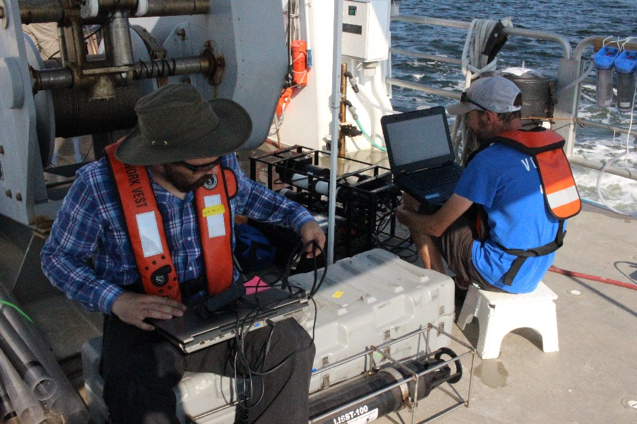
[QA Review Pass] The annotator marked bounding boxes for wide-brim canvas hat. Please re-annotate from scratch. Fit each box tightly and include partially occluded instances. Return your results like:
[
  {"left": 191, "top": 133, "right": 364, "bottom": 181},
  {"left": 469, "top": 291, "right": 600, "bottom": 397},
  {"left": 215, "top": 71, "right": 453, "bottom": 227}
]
[
  {"left": 447, "top": 76, "right": 521, "bottom": 115},
  {"left": 115, "top": 83, "right": 252, "bottom": 166}
]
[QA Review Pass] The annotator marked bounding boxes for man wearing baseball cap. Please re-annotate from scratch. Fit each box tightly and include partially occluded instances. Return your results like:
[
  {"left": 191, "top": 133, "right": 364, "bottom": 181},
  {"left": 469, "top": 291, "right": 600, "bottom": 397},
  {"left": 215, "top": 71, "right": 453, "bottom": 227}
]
[
  {"left": 397, "top": 76, "right": 575, "bottom": 302},
  {"left": 41, "top": 83, "right": 325, "bottom": 424}
]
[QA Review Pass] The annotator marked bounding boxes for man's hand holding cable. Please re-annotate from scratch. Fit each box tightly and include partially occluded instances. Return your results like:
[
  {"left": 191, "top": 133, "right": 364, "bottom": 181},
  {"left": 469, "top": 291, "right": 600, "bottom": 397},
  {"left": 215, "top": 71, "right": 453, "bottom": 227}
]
[
  {"left": 300, "top": 221, "right": 326, "bottom": 257},
  {"left": 112, "top": 292, "right": 187, "bottom": 331}
]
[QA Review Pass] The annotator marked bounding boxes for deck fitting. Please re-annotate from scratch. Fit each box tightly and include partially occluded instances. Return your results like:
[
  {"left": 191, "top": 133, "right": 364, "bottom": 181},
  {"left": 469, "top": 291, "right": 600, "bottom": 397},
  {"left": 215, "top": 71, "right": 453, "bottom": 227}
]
[{"left": 621, "top": 397, "right": 637, "bottom": 410}]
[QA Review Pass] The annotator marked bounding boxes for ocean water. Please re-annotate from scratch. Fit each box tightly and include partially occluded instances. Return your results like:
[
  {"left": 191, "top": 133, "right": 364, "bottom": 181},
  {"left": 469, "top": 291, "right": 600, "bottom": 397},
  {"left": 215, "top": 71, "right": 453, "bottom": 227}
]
[{"left": 389, "top": 0, "right": 637, "bottom": 214}]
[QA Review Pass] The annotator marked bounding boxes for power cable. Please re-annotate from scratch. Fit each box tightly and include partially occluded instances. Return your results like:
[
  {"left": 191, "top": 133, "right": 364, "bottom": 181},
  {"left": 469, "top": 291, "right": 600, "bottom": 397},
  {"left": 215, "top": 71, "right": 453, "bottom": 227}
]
[{"left": 231, "top": 240, "right": 324, "bottom": 416}]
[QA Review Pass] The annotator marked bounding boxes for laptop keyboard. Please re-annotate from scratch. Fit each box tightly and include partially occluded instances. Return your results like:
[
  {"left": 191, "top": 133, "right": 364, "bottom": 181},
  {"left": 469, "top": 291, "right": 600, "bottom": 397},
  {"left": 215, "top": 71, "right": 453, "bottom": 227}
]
[{"left": 410, "top": 166, "right": 463, "bottom": 190}]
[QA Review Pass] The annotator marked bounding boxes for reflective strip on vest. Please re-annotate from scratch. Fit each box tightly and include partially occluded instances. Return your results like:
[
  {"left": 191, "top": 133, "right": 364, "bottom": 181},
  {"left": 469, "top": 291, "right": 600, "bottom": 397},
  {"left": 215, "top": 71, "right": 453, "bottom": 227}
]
[
  {"left": 546, "top": 185, "right": 580, "bottom": 210},
  {"left": 135, "top": 211, "right": 164, "bottom": 257},
  {"left": 203, "top": 195, "right": 227, "bottom": 238}
]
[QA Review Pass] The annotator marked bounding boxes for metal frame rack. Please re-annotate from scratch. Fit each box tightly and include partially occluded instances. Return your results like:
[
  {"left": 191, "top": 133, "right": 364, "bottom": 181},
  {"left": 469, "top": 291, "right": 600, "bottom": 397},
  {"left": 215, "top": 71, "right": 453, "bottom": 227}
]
[
  {"left": 185, "top": 323, "right": 475, "bottom": 424},
  {"left": 309, "top": 323, "right": 475, "bottom": 424},
  {"left": 249, "top": 145, "right": 401, "bottom": 258}
]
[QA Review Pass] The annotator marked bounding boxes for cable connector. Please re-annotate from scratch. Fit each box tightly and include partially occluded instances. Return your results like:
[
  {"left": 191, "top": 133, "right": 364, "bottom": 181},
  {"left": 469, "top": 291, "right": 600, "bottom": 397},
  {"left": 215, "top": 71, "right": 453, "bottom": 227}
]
[
  {"left": 341, "top": 124, "right": 362, "bottom": 137},
  {"left": 343, "top": 100, "right": 359, "bottom": 120},
  {"left": 344, "top": 71, "right": 359, "bottom": 93}
]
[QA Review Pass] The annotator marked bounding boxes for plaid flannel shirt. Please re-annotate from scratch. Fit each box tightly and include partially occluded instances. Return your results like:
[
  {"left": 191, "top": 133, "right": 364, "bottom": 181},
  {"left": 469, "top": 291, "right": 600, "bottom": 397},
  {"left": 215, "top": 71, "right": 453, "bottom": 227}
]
[{"left": 41, "top": 154, "right": 314, "bottom": 314}]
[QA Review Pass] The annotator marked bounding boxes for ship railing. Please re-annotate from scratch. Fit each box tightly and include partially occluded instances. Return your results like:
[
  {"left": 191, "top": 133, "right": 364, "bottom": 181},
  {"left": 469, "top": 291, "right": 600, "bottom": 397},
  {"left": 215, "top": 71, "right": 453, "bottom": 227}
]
[{"left": 388, "top": 15, "right": 637, "bottom": 183}]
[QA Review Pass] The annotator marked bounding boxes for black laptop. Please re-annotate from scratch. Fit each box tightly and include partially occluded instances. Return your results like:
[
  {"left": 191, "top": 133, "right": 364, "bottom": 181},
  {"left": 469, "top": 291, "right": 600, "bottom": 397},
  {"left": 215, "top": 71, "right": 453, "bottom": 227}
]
[
  {"left": 152, "top": 287, "right": 309, "bottom": 354},
  {"left": 381, "top": 106, "right": 463, "bottom": 206}
]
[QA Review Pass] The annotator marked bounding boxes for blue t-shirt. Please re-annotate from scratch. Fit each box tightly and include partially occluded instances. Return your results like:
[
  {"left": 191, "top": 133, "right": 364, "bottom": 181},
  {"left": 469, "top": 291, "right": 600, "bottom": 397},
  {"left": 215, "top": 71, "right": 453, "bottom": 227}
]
[{"left": 455, "top": 143, "right": 560, "bottom": 293}]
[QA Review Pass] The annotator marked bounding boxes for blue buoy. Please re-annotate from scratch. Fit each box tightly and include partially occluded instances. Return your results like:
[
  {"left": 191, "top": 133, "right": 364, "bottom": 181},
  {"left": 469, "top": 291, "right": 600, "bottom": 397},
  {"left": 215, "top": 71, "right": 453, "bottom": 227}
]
[
  {"left": 594, "top": 46, "right": 620, "bottom": 107},
  {"left": 615, "top": 50, "right": 637, "bottom": 112}
]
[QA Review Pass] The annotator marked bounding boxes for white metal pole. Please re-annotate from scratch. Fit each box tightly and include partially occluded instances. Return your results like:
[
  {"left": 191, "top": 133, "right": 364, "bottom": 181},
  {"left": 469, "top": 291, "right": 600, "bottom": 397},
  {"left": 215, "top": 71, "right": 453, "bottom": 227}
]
[{"left": 327, "top": 0, "right": 344, "bottom": 265}]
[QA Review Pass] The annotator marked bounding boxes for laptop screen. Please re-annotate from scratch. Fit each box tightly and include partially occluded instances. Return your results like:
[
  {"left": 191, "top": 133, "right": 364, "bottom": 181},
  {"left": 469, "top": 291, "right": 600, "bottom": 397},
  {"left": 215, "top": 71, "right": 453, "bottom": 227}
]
[{"left": 381, "top": 106, "right": 454, "bottom": 173}]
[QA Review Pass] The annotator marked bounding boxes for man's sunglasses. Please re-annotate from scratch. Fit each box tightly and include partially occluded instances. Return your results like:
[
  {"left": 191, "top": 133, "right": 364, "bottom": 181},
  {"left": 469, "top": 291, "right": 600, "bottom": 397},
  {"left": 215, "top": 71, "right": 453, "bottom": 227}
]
[
  {"left": 177, "top": 157, "right": 221, "bottom": 173},
  {"left": 460, "top": 91, "right": 488, "bottom": 111}
]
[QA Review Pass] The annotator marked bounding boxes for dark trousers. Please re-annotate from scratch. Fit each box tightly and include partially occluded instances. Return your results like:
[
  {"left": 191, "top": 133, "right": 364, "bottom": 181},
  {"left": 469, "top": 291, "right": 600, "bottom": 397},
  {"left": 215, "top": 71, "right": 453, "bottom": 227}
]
[{"left": 101, "top": 316, "right": 315, "bottom": 424}]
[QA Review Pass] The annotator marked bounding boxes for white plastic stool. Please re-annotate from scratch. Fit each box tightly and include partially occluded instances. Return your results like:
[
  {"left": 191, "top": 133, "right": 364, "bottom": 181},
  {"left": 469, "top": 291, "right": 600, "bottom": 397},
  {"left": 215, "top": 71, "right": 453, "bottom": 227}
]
[{"left": 457, "top": 282, "right": 559, "bottom": 359}]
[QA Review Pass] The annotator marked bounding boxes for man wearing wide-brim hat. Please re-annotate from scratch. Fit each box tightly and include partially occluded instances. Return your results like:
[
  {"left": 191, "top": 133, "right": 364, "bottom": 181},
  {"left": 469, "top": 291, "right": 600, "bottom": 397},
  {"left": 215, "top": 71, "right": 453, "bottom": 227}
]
[{"left": 42, "top": 83, "right": 324, "bottom": 424}]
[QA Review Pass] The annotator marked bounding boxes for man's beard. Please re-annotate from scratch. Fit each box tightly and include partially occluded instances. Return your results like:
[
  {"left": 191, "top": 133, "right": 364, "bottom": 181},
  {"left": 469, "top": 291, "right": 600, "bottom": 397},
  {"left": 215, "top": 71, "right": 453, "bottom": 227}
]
[
  {"left": 161, "top": 164, "right": 211, "bottom": 193},
  {"left": 467, "top": 126, "right": 487, "bottom": 144}
]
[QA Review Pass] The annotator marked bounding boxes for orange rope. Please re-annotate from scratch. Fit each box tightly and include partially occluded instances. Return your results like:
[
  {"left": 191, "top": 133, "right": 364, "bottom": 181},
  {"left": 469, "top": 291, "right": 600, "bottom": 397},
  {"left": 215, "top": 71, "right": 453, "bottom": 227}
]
[{"left": 549, "top": 265, "right": 637, "bottom": 291}]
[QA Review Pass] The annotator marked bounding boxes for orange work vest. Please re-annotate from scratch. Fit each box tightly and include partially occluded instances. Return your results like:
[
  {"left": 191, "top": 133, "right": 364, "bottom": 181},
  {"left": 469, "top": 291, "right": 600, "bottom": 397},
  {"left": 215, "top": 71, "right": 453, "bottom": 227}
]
[
  {"left": 105, "top": 143, "right": 237, "bottom": 302},
  {"left": 484, "top": 128, "right": 581, "bottom": 285},
  {"left": 493, "top": 128, "right": 581, "bottom": 219}
]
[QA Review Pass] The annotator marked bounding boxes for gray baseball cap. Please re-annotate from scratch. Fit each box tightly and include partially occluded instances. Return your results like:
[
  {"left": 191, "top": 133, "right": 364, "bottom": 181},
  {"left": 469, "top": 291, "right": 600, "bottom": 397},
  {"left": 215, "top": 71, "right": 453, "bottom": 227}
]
[{"left": 447, "top": 76, "right": 521, "bottom": 115}]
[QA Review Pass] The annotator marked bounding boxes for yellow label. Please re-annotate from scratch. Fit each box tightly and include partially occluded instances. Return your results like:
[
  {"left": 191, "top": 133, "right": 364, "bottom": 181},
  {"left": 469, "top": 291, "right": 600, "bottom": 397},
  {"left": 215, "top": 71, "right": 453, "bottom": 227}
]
[
  {"left": 332, "top": 291, "right": 344, "bottom": 298},
  {"left": 202, "top": 204, "right": 225, "bottom": 217}
]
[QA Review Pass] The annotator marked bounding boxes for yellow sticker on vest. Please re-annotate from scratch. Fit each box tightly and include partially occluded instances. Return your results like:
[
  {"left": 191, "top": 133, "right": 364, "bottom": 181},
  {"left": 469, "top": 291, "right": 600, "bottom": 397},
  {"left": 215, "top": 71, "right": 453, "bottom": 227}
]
[
  {"left": 332, "top": 291, "right": 344, "bottom": 298},
  {"left": 202, "top": 205, "right": 225, "bottom": 217}
]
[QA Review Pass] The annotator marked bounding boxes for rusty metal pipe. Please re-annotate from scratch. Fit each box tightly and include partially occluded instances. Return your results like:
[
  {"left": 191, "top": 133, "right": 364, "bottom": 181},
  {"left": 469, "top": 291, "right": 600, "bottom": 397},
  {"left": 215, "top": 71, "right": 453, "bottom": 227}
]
[
  {"left": 31, "top": 55, "right": 211, "bottom": 92},
  {"left": 70, "top": 18, "right": 86, "bottom": 67},
  {"left": 146, "top": 0, "right": 210, "bottom": 16},
  {"left": 18, "top": 0, "right": 65, "bottom": 24},
  {"left": 108, "top": 10, "right": 134, "bottom": 67},
  {"left": 133, "top": 56, "right": 210, "bottom": 79},
  {"left": 32, "top": 66, "right": 74, "bottom": 92},
  {"left": 18, "top": 0, "right": 210, "bottom": 23},
  {"left": 94, "top": 0, "right": 138, "bottom": 10}
]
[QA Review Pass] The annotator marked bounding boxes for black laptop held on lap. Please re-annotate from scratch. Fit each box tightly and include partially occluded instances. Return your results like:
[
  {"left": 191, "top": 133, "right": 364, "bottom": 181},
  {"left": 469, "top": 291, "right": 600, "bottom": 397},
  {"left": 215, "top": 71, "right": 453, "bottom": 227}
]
[
  {"left": 151, "top": 286, "right": 309, "bottom": 354},
  {"left": 381, "top": 106, "right": 463, "bottom": 207}
]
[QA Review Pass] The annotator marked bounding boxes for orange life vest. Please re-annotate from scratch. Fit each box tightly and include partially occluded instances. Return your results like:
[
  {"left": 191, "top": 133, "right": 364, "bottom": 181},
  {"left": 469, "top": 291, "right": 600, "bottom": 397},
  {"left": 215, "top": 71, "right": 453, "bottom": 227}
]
[
  {"left": 493, "top": 128, "right": 581, "bottom": 219},
  {"left": 483, "top": 128, "right": 581, "bottom": 285},
  {"left": 105, "top": 143, "right": 237, "bottom": 301}
]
